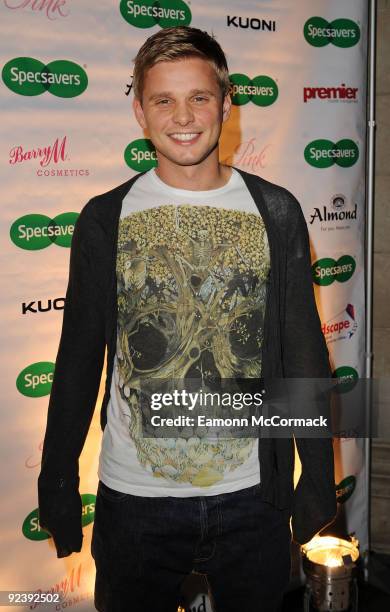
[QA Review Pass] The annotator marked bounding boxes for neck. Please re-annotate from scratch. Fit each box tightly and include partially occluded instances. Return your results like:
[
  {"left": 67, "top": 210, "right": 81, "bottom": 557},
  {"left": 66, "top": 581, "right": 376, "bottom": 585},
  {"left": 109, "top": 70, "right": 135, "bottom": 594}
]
[{"left": 155, "top": 151, "right": 232, "bottom": 191}]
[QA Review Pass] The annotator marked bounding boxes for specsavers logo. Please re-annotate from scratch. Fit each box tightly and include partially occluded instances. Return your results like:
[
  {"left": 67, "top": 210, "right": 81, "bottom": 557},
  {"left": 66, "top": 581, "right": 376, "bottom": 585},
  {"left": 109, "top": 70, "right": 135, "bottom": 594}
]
[
  {"left": 23, "top": 494, "right": 96, "bottom": 541},
  {"left": 10, "top": 212, "right": 79, "bottom": 250},
  {"left": 304, "top": 17, "right": 360, "bottom": 48},
  {"left": 333, "top": 366, "right": 359, "bottom": 394},
  {"left": 312, "top": 255, "right": 356, "bottom": 286},
  {"left": 120, "top": 0, "right": 191, "bottom": 28},
  {"left": 2, "top": 57, "right": 88, "bottom": 97},
  {"left": 229, "top": 74, "right": 278, "bottom": 106},
  {"left": 336, "top": 475, "right": 356, "bottom": 504},
  {"left": 124, "top": 138, "right": 157, "bottom": 171},
  {"left": 16, "top": 362, "right": 55, "bottom": 397},
  {"left": 304, "top": 139, "right": 359, "bottom": 168}
]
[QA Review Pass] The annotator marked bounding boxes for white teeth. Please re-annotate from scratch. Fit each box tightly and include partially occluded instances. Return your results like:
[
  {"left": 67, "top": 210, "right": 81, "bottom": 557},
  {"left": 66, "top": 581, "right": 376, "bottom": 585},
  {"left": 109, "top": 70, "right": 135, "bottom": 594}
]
[{"left": 170, "top": 133, "right": 199, "bottom": 141}]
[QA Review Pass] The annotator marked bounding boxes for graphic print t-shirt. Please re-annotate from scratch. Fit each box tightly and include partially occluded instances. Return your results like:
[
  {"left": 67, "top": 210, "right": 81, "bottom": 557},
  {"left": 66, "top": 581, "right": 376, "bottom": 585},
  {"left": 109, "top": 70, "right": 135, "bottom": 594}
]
[{"left": 98, "top": 168, "right": 270, "bottom": 496}]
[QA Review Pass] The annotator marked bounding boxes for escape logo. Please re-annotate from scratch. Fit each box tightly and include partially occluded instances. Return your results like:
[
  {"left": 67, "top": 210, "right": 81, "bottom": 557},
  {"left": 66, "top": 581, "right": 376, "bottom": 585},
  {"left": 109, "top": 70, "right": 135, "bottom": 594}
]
[
  {"left": 322, "top": 304, "right": 358, "bottom": 345},
  {"left": 16, "top": 362, "right": 55, "bottom": 397},
  {"left": 304, "top": 17, "right": 360, "bottom": 48},
  {"left": 120, "top": 0, "right": 191, "bottom": 29},
  {"left": 2, "top": 57, "right": 87, "bottom": 97},
  {"left": 10, "top": 212, "right": 79, "bottom": 250},
  {"left": 229, "top": 74, "right": 278, "bottom": 106},
  {"left": 304, "top": 139, "right": 359, "bottom": 168},
  {"left": 23, "top": 495, "right": 96, "bottom": 541},
  {"left": 336, "top": 475, "right": 356, "bottom": 504},
  {"left": 312, "top": 255, "right": 356, "bottom": 286},
  {"left": 124, "top": 138, "right": 157, "bottom": 171}
]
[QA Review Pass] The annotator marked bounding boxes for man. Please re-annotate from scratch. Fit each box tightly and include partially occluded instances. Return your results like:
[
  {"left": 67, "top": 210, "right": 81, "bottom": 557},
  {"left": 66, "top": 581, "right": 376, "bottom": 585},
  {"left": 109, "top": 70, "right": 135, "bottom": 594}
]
[{"left": 38, "top": 26, "right": 337, "bottom": 612}]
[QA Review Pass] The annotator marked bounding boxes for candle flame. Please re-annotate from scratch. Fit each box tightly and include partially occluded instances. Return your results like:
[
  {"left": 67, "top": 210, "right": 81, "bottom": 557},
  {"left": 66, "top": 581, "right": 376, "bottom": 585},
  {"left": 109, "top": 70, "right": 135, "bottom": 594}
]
[{"left": 301, "top": 535, "right": 359, "bottom": 567}]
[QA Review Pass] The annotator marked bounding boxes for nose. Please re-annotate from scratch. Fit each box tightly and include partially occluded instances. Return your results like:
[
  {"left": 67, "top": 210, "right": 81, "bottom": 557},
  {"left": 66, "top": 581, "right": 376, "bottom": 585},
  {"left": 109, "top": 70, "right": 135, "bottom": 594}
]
[{"left": 172, "top": 100, "right": 194, "bottom": 125}]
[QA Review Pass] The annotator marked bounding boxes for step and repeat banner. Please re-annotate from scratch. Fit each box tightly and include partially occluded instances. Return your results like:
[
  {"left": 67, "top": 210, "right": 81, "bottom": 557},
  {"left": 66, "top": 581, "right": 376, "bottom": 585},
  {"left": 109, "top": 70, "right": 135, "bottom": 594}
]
[{"left": 1, "top": 1, "right": 368, "bottom": 610}]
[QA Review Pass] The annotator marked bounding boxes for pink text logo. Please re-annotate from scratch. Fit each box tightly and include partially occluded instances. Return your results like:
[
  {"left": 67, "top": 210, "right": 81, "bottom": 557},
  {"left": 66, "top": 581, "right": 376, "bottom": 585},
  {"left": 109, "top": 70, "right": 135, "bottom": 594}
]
[{"left": 4, "top": 0, "right": 70, "bottom": 20}]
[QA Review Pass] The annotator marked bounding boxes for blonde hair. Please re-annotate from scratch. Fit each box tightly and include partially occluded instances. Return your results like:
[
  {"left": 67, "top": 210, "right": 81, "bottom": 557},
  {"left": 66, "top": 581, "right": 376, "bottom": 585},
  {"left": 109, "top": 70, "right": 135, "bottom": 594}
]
[{"left": 133, "top": 26, "right": 230, "bottom": 101}]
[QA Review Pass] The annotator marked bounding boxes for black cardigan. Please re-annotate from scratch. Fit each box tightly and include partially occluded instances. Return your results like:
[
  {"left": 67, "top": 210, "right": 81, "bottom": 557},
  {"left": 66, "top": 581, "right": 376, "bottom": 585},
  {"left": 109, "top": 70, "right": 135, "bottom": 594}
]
[{"left": 37, "top": 168, "right": 337, "bottom": 558}]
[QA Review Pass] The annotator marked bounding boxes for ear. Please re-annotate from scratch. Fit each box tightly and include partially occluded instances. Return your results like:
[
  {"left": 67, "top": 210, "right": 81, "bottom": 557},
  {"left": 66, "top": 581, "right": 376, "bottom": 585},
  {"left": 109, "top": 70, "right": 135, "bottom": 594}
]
[
  {"left": 133, "top": 97, "right": 147, "bottom": 130},
  {"left": 222, "top": 93, "right": 232, "bottom": 123}
]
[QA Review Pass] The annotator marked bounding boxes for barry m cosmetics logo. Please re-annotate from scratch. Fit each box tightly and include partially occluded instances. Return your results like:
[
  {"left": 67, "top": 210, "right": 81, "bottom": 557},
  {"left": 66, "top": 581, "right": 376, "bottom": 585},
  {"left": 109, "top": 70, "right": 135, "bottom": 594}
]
[{"left": 8, "top": 136, "right": 90, "bottom": 178}]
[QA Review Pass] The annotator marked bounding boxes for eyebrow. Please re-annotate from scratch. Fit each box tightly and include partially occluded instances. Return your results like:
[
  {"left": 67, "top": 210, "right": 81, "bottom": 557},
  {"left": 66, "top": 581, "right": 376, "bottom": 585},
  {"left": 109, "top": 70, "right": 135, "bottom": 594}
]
[{"left": 148, "top": 89, "right": 217, "bottom": 101}]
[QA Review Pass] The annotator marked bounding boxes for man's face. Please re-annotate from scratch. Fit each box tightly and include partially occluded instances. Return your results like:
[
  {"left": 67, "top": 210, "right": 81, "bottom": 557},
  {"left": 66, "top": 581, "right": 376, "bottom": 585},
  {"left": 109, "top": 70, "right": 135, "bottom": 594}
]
[{"left": 133, "top": 56, "right": 231, "bottom": 169}]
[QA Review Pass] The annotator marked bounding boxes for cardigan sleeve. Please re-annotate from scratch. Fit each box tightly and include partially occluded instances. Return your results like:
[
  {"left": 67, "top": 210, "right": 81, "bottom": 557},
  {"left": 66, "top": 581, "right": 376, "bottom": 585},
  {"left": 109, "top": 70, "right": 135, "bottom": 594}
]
[
  {"left": 37, "top": 199, "right": 106, "bottom": 558},
  {"left": 281, "top": 194, "right": 337, "bottom": 544}
]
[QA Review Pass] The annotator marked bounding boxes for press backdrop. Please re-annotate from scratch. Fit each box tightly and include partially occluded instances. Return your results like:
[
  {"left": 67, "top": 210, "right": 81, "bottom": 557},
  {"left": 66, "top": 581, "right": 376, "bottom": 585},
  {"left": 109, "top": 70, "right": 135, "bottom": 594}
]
[{"left": 1, "top": 1, "right": 368, "bottom": 610}]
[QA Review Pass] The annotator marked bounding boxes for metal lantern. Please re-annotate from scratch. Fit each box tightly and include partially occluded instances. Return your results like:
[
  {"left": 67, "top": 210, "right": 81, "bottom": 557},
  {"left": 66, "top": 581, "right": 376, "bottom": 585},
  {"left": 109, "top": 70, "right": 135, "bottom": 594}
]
[{"left": 301, "top": 536, "right": 359, "bottom": 612}]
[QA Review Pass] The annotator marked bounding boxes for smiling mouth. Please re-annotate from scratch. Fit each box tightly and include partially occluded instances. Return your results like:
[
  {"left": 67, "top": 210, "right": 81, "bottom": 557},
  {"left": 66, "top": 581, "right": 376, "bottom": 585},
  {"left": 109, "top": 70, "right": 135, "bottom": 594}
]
[{"left": 168, "top": 132, "right": 202, "bottom": 144}]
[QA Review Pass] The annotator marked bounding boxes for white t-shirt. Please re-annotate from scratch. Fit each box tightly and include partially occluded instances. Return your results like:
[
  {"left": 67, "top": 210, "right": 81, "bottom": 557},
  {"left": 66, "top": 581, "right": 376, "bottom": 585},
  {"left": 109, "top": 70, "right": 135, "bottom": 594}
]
[{"left": 98, "top": 168, "right": 270, "bottom": 496}]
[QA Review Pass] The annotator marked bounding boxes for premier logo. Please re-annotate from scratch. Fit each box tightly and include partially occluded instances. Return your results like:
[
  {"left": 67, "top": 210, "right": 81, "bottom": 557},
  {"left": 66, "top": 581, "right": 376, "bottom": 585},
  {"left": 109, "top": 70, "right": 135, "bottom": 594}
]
[
  {"left": 124, "top": 138, "right": 157, "bottom": 171},
  {"left": 322, "top": 304, "right": 358, "bottom": 344},
  {"left": 304, "top": 139, "right": 359, "bottom": 168},
  {"left": 2, "top": 57, "right": 88, "bottom": 97},
  {"left": 227, "top": 15, "right": 276, "bottom": 32},
  {"left": 120, "top": 0, "right": 191, "bottom": 29},
  {"left": 10, "top": 212, "right": 79, "bottom": 250},
  {"left": 304, "top": 17, "right": 360, "bottom": 48},
  {"left": 312, "top": 255, "right": 356, "bottom": 286},
  {"left": 229, "top": 74, "right": 278, "bottom": 106},
  {"left": 16, "top": 361, "right": 55, "bottom": 397},
  {"left": 304, "top": 84, "right": 358, "bottom": 103}
]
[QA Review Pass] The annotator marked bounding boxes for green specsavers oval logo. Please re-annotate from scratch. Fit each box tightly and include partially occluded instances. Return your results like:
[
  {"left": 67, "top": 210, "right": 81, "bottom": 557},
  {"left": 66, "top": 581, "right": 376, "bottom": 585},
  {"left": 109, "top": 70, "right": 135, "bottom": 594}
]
[
  {"left": 10, "top": 212, "right": 79, "bottom": 250},
  {"left": 23, "top": 494, "right": 96, "bottom": 541},
  {"left": 16, "top": 361, "right": 55, "bottom": 398},
  {"left": 312, "top": 255, "right": 356, "bottom": 286},
  {"left": 229, "top": 74, "right": 278, "bottom": 106},
  {"left": 304, "top": 139, "right": 359, "bottom": 168},
  {"left": 333, "top": 366, "right": 359, "bottom": 393},
  {"left": 2, "top": 57, "right": 88, "bottom": 98},
  {"left": 336, "top": 475, "right": 356, "bottom": 504},
  {"left": 124, "top": 138, "right": 157, "bottom": 171},
  {"left": 120, "top": 0, "right": 191, "bottom": 29},
  {"left": 304, "top": 17, "right": 360, "bottom": 48}
]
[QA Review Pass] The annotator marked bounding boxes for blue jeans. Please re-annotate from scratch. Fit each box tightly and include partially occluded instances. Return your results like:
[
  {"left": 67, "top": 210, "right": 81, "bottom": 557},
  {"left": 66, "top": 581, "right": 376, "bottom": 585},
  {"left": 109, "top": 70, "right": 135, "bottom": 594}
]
[{"left": 91, "top": 480, "right": 292, "bottom": 612}]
